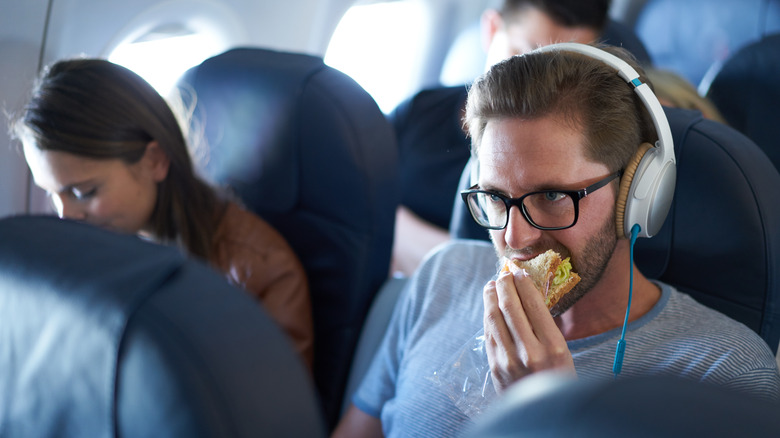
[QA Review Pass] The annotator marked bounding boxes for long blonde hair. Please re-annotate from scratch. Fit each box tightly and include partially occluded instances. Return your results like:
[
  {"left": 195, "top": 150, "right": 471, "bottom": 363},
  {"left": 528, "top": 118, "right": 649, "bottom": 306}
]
[{"left": 644, "top": 68, "right": 727, "bottom": 125}]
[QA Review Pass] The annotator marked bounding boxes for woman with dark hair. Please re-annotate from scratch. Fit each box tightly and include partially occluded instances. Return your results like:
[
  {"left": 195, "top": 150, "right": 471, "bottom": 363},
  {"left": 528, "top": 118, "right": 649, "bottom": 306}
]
[{"left": 13, "top": 58, "right": 313, "bottom": 369}]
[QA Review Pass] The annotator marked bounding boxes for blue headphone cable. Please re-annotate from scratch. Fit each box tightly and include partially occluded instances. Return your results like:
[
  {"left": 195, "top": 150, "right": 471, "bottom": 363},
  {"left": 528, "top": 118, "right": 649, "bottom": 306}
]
[{"left": 613, "top": 223, "right": 641, "bottom": 377}]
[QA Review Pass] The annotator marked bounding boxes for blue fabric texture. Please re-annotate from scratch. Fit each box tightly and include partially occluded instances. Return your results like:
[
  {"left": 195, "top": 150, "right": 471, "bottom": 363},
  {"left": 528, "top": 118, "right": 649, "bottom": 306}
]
[{"left": 0, "top": 216, "right": 325, "bottom": 438}]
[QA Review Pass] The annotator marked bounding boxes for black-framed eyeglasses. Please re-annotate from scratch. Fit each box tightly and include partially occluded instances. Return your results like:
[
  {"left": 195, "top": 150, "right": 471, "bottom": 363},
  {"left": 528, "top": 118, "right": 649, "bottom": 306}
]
[{"left": 460, "top": 172, "right": 622, "bottom": 231}]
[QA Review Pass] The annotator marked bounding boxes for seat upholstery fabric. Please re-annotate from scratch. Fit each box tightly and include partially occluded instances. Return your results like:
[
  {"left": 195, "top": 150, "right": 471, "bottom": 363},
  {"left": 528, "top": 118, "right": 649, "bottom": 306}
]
[
  {"left": 177, "top": 48, "right": 399, "bottom": 428},
  {"left": 635, "top": 0, "right": 780, "bottom": 87},
  {"left": 706, "top": 33, "right": 780, "bottom": 171},
  {"left": 451, "top": 107, "right": 780, "bottom": 353},
  {"left": 0, "top": 216, "right": 325, "bottom": 437},
  {"left": 464, "top": 373, "right": 780, "bottom": 437},
  {"left": 601, "top": 18, "right": 653, "bottom": 66}
]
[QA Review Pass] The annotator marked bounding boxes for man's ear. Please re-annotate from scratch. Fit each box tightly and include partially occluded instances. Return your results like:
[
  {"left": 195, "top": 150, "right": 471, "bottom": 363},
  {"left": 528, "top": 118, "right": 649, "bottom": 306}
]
[
  {"left": 480, "top": 8, "right": 504, "bottom": 53},
  {"left": 143, "top": 141, "right": 171, "bottom": 182}
]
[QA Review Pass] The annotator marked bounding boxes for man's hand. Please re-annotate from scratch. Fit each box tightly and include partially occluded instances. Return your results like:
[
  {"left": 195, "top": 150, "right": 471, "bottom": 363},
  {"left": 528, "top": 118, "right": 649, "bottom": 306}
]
[{"left": 483, "top": 268, "right": 575, "bottom": 393}]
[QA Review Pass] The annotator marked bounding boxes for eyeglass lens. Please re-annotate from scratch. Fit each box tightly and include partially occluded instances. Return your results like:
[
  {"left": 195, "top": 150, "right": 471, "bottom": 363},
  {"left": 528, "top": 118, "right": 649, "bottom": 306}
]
[{"left": 468, "top": 191, "right": 575, "bottom": 229}]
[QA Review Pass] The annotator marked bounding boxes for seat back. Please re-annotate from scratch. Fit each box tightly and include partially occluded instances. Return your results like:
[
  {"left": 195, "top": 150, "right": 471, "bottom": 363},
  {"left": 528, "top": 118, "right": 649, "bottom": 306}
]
[
  {"left": 464, "top": 372, "right": 780, "bottom": 437},
  {"left": 0, "top": 216, "right": 325, "bottom": 438},
  {"left": 706, "top": 33, "right": 780, "bottom": 171},
  {"left": 635, "top": 0, "right": 780, "bottom": 87},
  {"left": 177, "top": 48, "right": 399, "bottom": 428},
  {"left": 601, "top": 18, "right": 653, "bottom": 66},
  {"left": 452, "top": 107, "right": 780, "bottom": 353}
]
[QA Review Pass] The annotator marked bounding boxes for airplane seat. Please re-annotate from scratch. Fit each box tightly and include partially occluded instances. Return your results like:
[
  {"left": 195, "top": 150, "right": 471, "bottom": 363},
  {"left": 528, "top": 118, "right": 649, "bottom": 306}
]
[
  {"left": 451, "top": 107, "right": 780, "bottom": 354},
  {"left": 340, "top": 276, "right": 409, "bottom": 417},
  {"left": 0, "top": 215, "right": 325, "bottom": 437},
  {"left": 463, "top": 372, "right": 780, "bottom": 437},
  {"left": 705, "top": 33, "right": 780, "bottom": 171},
  {"left": 634, "top": 0, "right": 780, "bottom": 88},
  {"left": 176, "top": 47, "right": 399, "bottom": 428},
  {"left": 601, "top": 18, "right": 653, "bottom": 66}
]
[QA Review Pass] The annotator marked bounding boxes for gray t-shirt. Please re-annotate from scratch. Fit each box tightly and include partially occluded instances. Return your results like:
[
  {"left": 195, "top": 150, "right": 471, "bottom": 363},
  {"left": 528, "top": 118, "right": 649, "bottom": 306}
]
[{"left": 353, "top": 240, "right": 780, "bottom": 438}]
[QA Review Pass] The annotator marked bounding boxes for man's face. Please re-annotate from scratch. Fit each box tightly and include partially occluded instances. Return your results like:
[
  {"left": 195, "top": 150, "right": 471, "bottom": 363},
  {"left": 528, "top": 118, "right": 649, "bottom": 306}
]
[
  {"left": 486, "top": 7, "right": 600, "bottom": 66},
  {"left": 478, "top": 115, "right": 618, "bottom": 315}
]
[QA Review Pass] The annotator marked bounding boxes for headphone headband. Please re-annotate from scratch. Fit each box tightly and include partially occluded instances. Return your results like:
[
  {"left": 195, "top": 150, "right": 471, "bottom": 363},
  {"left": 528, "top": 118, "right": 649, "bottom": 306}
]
[
  {"left": 528, "top": 43, "right": 676, "bottom": 238},
  {"left": 531, "top": 43, "right": 675, "bottom": 167}
]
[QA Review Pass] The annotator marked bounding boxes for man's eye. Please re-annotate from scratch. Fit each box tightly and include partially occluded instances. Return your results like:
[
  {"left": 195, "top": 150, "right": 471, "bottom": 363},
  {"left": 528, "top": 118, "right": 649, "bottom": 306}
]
[{"left": 543, "top": 192, "right": 567, "bottom": 202}]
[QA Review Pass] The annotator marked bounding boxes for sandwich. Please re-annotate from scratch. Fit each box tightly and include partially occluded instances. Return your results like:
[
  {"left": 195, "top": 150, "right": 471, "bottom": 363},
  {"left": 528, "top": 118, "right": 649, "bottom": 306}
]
[{"left": 501, "top": 250, "right": 581, "bottom": 310}]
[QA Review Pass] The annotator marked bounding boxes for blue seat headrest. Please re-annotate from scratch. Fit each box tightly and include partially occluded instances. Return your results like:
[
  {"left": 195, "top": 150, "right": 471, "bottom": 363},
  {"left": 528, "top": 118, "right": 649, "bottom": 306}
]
[
  {"left": 635, "top": 0, "right": 780, "bottom": 87},
  {"left": 601, "top": 19, "right": 653, "bottom": 66},
  {"left": 0, "top": 216, "right": 325, "bottom": 437},
  {"left": 706, "top": 33, "right": 780, "bottom": 171},
  {"left": 178, "top": 47, "right": 399, "bottom": 427},
  {"left": 634, "top": 108, "right": 780, "bottom": 352},
  {"left": 464, "top": 372, "right": 780, "bottom": 437}
]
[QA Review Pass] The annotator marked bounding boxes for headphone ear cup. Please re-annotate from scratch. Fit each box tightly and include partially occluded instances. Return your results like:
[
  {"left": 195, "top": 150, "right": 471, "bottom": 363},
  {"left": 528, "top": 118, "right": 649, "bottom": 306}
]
[{"left": 615, "top": 142, "right": 654, "bottom": 238}]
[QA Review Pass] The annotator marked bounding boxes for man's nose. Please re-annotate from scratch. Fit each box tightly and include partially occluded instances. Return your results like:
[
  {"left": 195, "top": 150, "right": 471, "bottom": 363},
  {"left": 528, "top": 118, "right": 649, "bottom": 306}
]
[{"left": 503, "top": 205, "right": 542, "bottom": 249}]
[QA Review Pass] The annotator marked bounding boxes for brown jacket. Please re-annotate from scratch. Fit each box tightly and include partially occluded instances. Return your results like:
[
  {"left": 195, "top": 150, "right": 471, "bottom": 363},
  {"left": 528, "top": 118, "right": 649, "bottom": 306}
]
[{"left": 209, "top": 202, "right": 313, "bottom": 370}]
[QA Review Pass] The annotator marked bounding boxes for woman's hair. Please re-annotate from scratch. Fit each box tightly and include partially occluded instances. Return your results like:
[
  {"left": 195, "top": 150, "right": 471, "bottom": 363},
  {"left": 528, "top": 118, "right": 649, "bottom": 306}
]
[
  {"left": 644, "top": 68, "right": 728, "bottom": 125},
  {"left": 12, "top": 58, "right": 224, "bottom": 260},
  {"left": 465, "top": 45, "right": 656, "bottom": 174}
]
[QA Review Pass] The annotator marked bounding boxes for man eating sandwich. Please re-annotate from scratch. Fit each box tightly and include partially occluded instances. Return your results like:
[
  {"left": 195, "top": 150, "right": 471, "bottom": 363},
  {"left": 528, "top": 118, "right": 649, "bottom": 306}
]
[{"left": 333, "top": 44, "right": 780, "bottom": 438}]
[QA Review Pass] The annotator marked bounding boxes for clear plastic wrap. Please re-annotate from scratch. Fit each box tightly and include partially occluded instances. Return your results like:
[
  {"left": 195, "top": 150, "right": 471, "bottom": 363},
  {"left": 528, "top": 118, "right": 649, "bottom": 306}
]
[
  {"left": 427, "top": 327, "right": 497, "bottom": 418},
  {"left": 427, "top": 257, "right": 554, "bottom": 418}
]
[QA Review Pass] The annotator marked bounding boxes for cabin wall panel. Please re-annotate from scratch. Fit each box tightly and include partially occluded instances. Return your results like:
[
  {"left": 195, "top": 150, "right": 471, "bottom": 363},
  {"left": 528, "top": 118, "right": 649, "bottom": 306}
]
[{"left": 0, "top": 0, "right": 50, "bottom": 217}]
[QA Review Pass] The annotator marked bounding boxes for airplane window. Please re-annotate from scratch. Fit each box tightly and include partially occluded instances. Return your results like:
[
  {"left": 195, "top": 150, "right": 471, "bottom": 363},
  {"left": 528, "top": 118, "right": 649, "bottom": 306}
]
[
  {"left": 325, "top": 0, "right": 430, "bottom": 113},
  {"left": 109, "top": 27, "right": 225, "bottom": 98}
]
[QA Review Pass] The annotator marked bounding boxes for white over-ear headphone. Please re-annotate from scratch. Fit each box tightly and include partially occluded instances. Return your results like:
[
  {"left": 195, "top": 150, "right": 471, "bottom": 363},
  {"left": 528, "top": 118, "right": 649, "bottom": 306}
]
[
  {"left": 527, "top": 44, "right": 676, "bottom": 378},
  {"left": 471, "top": 43, "right": 676, "bottom": 239}
]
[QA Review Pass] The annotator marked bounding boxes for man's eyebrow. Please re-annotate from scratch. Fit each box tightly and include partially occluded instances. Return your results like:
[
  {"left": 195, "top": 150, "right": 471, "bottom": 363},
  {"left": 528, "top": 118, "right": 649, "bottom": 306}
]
[
  {"left": 478, "top": 180, "right": 573, "bottom": 196},
  {"left": 476, "top": 182, "right": 509, "bottom": 195},
  {"left": 535, "top": 182, "right": 577, "bottom": 192}
]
